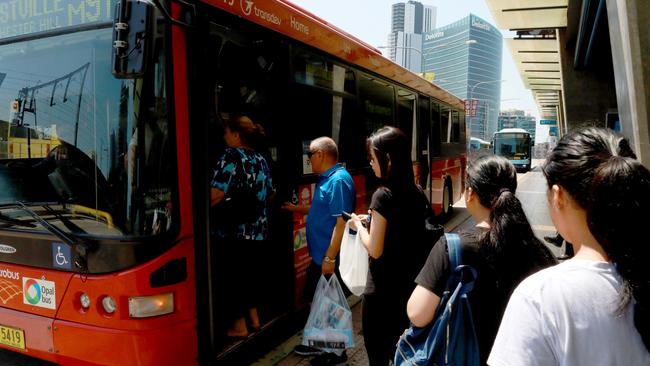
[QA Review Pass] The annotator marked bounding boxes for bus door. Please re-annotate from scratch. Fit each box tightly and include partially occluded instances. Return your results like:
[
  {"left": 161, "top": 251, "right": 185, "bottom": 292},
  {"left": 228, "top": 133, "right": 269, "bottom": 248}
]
[{"left": 198, "top": 16, "right": 294, "bottom": 358}]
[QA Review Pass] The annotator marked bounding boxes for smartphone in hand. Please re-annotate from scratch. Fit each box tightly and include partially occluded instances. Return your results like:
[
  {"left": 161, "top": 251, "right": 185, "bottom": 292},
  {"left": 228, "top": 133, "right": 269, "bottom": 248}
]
[{"left": 341, "top": 211, "right": 353, "bottom": 221}]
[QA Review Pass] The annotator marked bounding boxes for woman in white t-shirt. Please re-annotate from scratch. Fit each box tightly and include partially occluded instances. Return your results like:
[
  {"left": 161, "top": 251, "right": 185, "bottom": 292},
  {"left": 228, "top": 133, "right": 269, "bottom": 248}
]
[{"left": 488, "top": 127, "right": 650, "bottom": 366}]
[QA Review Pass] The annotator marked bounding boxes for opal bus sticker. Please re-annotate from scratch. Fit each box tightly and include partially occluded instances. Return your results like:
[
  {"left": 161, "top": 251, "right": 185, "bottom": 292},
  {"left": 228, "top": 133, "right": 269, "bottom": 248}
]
[{"left": 22, "top": 277, "right": 56, "bottom": 310}]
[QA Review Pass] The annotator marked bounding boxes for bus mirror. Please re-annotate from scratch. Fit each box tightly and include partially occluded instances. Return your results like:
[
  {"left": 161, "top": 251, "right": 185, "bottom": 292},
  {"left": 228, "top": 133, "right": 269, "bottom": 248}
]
[{"left": 111, "top": 0, "right": 153, "bottom": 79}]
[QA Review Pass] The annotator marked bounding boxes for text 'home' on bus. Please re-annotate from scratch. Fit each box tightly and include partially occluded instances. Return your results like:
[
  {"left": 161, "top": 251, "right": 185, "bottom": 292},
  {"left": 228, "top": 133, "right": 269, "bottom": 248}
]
[{"left": 0, "top": 0, "right": 466, "bottom": 364}]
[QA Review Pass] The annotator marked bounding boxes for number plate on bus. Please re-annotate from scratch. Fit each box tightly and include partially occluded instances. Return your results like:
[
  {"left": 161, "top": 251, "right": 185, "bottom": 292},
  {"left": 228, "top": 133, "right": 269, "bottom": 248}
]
[{"left": 0, "top": 324, "right": 25, "bottom": 350}]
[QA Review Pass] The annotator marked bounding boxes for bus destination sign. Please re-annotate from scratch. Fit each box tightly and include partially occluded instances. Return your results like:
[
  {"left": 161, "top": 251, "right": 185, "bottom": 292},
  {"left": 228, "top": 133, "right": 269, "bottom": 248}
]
[{"left": 0, "top": 0, "right": 114, "bottom": 39}]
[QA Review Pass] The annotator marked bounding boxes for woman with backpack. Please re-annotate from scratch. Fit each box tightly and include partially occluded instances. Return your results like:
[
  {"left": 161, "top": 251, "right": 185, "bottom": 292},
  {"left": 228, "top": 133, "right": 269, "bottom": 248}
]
[
  {"left": 488, "top": 127, "right": 650, "bottom": 365},
  {"left": 348, "top": 126, "right": 434, "bottom": 365},
  {"left": 406, "top": 154, "right": 556, "bottom": 365}
]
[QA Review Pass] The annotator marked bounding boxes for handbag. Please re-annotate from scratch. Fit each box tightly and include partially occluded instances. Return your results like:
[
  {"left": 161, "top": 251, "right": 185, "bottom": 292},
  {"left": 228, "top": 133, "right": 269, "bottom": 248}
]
[
  {"left": 339, "top": 221, "right": 369, "bottom": 296},
  {"left": 394, "top": 233, "right": 480, "bottom": 366},
  {"left": 213, "top": 149, "right": 264, "bottom": 227}
]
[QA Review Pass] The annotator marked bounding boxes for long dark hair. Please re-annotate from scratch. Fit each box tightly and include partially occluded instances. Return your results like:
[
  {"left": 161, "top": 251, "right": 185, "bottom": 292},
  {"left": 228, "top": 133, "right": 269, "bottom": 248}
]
[
  {"left": 543, "top": 127, "right": 650, "bottom": 350},
  {"left": 467, "top": 155, "right": 556, "bottom": 295},
  {"left": 367, "top": 126, "right": 416, "bottom": 193}
]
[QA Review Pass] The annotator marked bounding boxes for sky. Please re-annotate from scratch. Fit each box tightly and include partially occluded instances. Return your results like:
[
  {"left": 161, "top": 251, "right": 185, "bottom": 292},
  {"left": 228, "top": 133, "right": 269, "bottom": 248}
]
[{"left": 289, "top": 0, "right": 540, "bottom": 120}]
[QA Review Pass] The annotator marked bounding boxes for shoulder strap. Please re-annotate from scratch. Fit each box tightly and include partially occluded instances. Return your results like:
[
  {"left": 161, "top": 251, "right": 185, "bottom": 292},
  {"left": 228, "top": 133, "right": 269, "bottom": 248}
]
[
  {"left": 232, "top": 148, "right": 249, "bottom": 186},
  {"left": 445, "top": 233, "right": 462, "bottom": 269}
]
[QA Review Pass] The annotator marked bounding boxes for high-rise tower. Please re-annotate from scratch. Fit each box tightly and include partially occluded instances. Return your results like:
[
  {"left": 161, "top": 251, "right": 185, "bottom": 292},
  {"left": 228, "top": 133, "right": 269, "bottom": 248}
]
[
  {"left": 387, "top": 1, "right": 437, "bottom": 72},
  {"left": 422, "top": 14, "right": 503, "bottom": 140}
]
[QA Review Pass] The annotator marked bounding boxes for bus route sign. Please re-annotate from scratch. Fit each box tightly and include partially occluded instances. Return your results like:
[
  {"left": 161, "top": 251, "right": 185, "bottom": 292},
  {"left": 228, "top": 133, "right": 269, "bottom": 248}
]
[
  {"left": 0, "top": 0, "right": 114, "bottom": 39},
  {"left": 464, "top": 99, "right": 478, "bottom": 117}
]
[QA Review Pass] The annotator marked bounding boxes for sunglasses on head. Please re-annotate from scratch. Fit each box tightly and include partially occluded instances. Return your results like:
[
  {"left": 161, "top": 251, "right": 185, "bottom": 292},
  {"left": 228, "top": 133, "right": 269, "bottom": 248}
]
[{"left": 307, "top": 150, "right": 319, "bottom": 158}]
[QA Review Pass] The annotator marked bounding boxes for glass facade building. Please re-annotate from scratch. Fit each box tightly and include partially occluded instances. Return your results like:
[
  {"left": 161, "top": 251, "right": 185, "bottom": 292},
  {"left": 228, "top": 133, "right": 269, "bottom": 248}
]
[
  {"left": 498, "top": 110, "right": 536, "bottom": 141},
  {"left": 388, "top": 1, "right": 436, "bottom": 72},
  {"left": 422, "top": 14, "right": 502, "bottom": 140}
]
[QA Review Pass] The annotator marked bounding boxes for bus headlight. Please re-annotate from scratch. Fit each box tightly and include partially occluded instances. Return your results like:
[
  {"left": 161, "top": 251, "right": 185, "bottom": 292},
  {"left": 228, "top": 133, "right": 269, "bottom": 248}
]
[
  {"left": 101, "top": 296, "right": 117, "bottom": 314},
  {"left": 79, "top": 293, "right": 91, "bottom": 309},
  {"left": 128, "top": 293, "right": 174, "bottom": 318}
]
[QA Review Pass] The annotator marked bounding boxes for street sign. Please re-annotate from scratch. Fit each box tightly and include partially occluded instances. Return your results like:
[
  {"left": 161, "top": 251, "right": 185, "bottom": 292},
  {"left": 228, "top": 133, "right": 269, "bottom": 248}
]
[
  {"left": 464, "top": 99, "right": 478, "bottom": 117},
  {"left": 540, "top": 119, "right": 557, "bottom": 125}
]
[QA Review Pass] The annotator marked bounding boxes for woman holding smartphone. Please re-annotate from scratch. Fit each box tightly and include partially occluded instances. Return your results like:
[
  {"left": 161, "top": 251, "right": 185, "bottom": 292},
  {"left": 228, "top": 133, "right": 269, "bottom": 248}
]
[{"left": 348, "top": 126, "right": 431, "bottom": 366}]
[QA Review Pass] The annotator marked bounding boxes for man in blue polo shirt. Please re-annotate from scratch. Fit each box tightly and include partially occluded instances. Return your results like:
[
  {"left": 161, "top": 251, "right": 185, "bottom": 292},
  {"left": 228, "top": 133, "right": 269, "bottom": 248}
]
[{"left": 283, "top": 137, "right": 355, "bottom": 363}]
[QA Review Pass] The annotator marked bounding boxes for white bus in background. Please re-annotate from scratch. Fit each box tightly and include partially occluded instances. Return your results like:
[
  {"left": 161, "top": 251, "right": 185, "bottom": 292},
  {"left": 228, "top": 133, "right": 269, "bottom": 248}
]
[
  {"left": 493, "top": 128, "right": 533, "bottom": 172},
  {"left": 469, "top": 136, "right": 491, "bottom": 151}
]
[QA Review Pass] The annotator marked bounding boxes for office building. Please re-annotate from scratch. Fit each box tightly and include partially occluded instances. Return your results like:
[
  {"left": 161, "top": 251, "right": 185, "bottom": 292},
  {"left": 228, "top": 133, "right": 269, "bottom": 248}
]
[
  {"left": 498, "top": 109, "right": 536, "bottom": 140},
  {"left": 387, "top": 1, "right": 436, "bottom": 72},
  {"left": 422, "top": 14, "right": 503, "bottom": 140}
]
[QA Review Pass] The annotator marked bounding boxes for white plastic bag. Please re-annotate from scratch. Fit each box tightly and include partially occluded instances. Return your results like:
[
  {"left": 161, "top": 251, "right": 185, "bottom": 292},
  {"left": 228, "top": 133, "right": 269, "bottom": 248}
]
[
  {"left": 303, "top": 274, "right": 354, "bottom": 352},
  {"left": 339, "top": 221, "right": 368, "bottom": 296}
]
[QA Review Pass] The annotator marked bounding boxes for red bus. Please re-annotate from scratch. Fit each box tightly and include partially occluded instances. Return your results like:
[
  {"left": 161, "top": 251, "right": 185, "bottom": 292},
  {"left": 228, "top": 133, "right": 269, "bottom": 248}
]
[{"left": 0, "top": 0, "right": 466, "bottom": 364}]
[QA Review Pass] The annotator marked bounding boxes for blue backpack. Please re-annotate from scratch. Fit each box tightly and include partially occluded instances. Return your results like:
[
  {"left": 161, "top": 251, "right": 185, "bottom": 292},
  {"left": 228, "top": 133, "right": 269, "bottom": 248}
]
[{"left": 394, "top": 233, "right": 480, "bottom": 366}]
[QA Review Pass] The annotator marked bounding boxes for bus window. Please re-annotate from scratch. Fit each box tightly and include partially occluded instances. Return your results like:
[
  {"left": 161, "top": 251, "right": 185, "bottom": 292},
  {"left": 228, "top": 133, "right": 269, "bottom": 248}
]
[
  {"left": 430, "top": 102, "right": 441, "bottom": 156},
  {"left": 450, "top": 110, "right": 460, "bottom": 143},
  {"left": 293, "top": 50, "right": 355, "bottom": 94},
  {"left": 359, "top": 75, "right": 394, "bottom": 136},
  {"left": 209, "top": 26, "right": 285, "bottom": 133},
  {"left": 458, "top": 112, "right": 466, "bottom": 141},
  {"left": 440, "top": 105, "right": 451, "bottom": 143},
  {"left": 396, "top": 89, "right": 416, "bottom": 160}
]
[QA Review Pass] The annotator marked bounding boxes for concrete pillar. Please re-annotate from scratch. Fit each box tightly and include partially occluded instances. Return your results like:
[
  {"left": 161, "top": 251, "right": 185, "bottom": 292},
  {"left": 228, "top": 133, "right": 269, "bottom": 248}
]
[
  {"left": 558, "top": 28, "right": 618, "bottom": 129},
  {"left": 606, "top": 0, "right": 650, "bottom": 164}
]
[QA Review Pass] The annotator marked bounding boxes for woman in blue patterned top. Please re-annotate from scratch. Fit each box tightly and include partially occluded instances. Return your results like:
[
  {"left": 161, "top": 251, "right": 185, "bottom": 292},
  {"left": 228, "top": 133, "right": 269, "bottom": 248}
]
[{"left": 211, "top": 115, "right": 273, "bottom": 338}]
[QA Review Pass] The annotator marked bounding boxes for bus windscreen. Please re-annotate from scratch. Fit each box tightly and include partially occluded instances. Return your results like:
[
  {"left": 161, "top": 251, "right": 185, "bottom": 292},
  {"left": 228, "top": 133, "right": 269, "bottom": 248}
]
[{"left": 494, "top": 133, "right": 530, "bottom": 158}]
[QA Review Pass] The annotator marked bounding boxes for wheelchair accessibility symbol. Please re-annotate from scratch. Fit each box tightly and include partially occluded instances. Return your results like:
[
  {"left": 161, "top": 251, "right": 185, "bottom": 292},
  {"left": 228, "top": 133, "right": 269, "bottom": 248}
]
[{"left": 52, "top": 243, "right": 72, "bottom": 269}]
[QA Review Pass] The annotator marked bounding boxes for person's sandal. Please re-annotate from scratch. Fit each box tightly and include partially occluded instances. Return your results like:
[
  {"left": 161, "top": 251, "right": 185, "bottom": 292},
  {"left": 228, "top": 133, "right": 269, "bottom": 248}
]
[{"left": 226, "top": 329, "right": 249, "bottom": 338}]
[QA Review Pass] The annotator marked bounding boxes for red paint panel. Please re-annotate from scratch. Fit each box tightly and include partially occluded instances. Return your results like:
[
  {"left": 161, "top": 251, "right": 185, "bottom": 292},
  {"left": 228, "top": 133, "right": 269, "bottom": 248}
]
[
  {"left": 51, "top": 317, "right": 196, "bottom": 366},
  {"left": 171, "top": 2, "right": 194, "bottom": 240},
  {"left": 55, "top": 239, "right": 196, "bottom": 331},
  {"left": 352, "top": 174, "right": 367, "bottom": 213},
  {"left": 0, "top": 307, "right": 55, "bottom": 362}
]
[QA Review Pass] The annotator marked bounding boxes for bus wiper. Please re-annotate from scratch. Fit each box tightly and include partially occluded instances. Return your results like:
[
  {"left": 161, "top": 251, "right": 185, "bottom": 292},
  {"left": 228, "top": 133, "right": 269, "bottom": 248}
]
[
  {"left": 0, "top": 202, "right": 76, "bottom": 246},
  {"left": 0, "top": 202, "right": 91, "bottom": 272},
  {"left": 0, "top": 213, "right": 37, "bottom": 228},
  {"left": 41, "top": 205, "right": 87, "bottom": 235}
]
